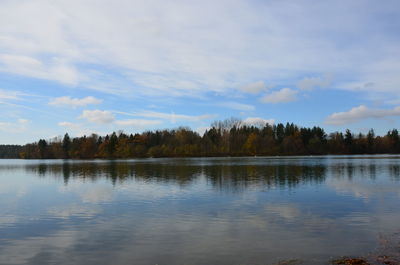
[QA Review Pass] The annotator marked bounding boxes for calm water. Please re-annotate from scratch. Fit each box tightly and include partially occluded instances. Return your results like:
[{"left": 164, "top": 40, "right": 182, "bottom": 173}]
[{"left": 0, "top": 156, "right": 400, "bottom": 265}]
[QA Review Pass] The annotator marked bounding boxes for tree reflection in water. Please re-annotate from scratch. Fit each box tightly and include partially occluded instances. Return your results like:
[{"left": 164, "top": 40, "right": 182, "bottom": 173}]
[{"left": 22, "top": 157, "right": 400, "bottom": 191}]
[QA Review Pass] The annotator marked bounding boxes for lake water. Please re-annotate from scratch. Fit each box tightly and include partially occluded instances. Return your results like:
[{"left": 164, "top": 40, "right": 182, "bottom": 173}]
[{"left": 0, "top": 156, "right": 399, "bottom": 265}]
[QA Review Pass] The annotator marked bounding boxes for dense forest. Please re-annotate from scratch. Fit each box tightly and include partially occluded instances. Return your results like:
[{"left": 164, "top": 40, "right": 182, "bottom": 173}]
[
  {"left": 1, "top": 118, "right": 400, "bottom": 159},
  {"left": 0, "top": 145, "right": 23, "bottom": 158}
]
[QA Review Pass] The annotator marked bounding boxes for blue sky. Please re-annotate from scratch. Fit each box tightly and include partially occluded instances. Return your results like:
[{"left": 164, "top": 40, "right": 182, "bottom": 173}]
[{"left": 1, "top": 0, "right": 400, "bottom": 144}]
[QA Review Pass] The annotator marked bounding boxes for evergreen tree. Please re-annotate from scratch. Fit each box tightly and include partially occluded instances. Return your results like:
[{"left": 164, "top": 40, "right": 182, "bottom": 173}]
[
  {"left": 344, "top": 129, "right": 353, "bottom": 152},
  {"left": 367, "top": 129, "right": 375, "bottom": 153},
  {"left": 62, "top": 133, "right": 71, "bottom": 158},
  {"left": 38, "top": 139, "right": 47, "bottom": 159}
]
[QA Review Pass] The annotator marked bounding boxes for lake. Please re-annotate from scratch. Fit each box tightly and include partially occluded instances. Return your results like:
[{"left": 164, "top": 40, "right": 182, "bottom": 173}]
[{"left": 0, "top": 156, "right": 399, "bottom": 265}]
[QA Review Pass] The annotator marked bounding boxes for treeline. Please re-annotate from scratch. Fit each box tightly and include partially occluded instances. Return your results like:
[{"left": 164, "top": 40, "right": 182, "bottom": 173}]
[
  {"left": 0, "top": 145, "right": 23, "bottom": 158},
  {"left": 2, "top": 118, "right": 400, "bottom": 159}
]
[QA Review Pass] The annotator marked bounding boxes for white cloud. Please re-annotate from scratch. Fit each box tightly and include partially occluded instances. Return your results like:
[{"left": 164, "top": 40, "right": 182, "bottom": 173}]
[
  {"left": 49, "top": 96, "right": 102, "bottom": 107},
  {"left": 261, "top": 88, "right": 298, "bottom": 104},
  {"left": 0, "top": 89, "right": 20, "bottom": 100},
  {"left": 238, "top": 81, "right": 268, "bottom": 94},
  {"left": 58, "top": 122, "right": 104, "bottom": 137},
  {"left": 0, "top": 54, "right": 79, "bottom": 85},
  {"left": 0, "top": 1, "right": 398, "bottom": 99},
  {"left": 218, "top": 102, "right": 255, "bottom": 111},
  {"left": 58, "top": 121, "right": 81, "bottom": 129},
  {"left": 64, "top": 111, "right": 164, "bottom": 133},
  {"left": 0, "top": 118, "right": 30, "bottom": 133},
  {"left": 18, "top": 118, "right": 29, "bottom": 124},
  {"left": 297, "top": 73, "right": 332, "bottom": 91},
  {"left": 65, "top": 109, "right": 212, "bottom": 135},
  {"left": 115, "top": 119, "right": 162, "bottom": 127},
  {"left": 338, "top": 57, "right": 400, "bottom": 103},
  {"left": 114, "top": 110, "right": 216, "bottom": 123},
  {"left": 17, "top": 118, "right": 29, "bottom": 124},
  {"left": 79, "top": 110, "right": 115, "bottom": 124},
  {"left": 243, "top": 117, "right": 274, "bottom": 126},
  {"left": 325, "top": 105, "right": 400, "bottom": 125}
]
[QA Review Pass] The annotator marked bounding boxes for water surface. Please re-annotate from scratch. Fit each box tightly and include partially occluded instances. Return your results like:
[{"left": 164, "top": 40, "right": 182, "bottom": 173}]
[{"left": 0, "top": 156, "right": 399, "bottom": 264}]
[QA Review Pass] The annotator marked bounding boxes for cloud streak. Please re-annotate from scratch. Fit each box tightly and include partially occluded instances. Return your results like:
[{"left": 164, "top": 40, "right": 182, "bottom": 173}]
[
  {"left": 243, "top": 117, "right": 274, "bottom": 126},
  {"left": 115, "top": 119, "right": 162, "bottom": 127},
  {"left": 1, "top": 1, "right": 400, "bottom": 143},
  {"left": 0, "top": 89, "right": 20, "bottom": 100},
  {"left": 113, "top": 110, "right": 216, "bottom": 123},
  {"left": 261, "top": 88, "right": 298, "bottom": 104},
  {"left": 325, "top": 105, "right": 400, "bottom": 125},
  {"left": 49, "top": 96, "right": 102, "bottom": 107},
  {"left": 238, "top": 81, "right": 268, "bottom": 94},
  {"left": 218, "top": 102, "right": 255, "bottom": 111},
  {"left": 297, "top": 74, "right": 332, "bottom": 91},
  {"left": 79, "top": 110, "right": 115, "bottom": 124},
  {"left": 0, "top": 0, "right": 398, "bottom": 100},
  {"left": 0, "top": 118, "right": 30, "bottom": 133}
]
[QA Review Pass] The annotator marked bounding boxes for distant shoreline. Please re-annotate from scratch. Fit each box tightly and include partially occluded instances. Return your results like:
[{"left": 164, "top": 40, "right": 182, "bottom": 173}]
[
  {"left": 1, "top": 119, "right": 400, "bottom": 159},
  {"left": 2, "top": 153, "right": 400, "bottom": 160}
]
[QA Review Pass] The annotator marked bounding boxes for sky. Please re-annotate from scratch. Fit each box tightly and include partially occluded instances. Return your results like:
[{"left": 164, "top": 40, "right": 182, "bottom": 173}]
[{"left": 1, "top": 0, "right": 400, "bottom": 144}]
